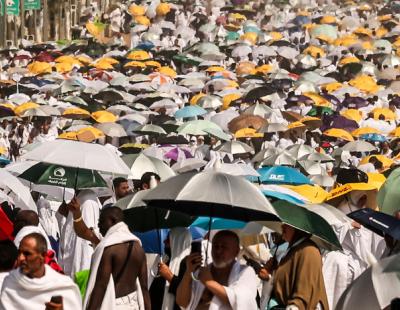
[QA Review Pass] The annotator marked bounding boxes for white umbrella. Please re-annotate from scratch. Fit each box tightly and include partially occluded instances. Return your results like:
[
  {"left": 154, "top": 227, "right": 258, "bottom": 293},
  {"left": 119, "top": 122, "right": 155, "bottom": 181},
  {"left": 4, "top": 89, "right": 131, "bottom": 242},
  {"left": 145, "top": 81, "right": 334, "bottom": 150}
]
[
  {"left": 210, "top": 109, "right": 240, "bottom": 132},
  {"left": 277, "top": 46, "right": 299, "bottom": 59},
  {"left": 299, "top": 152, "right": 334, "bottom": 162},
  {"left": 220, "top": 162, "right": 260, "bottom": 177},
  {"left": 258, "top": 123, "right": 288, "bottom": 133},
  {"left": 95, "top": 123, "right": 127, "bottom": 138},
  {"left": 309, "top": 174, "right": 335, "bottom": 187},
  {"left": 123, "top": 153, "right": 175, "bottom": 181},
  {"left": 252, "top": 45, "right": 277, "bottom": 58},
  {"left": 232, "top": 45, "right": 253, "bottom": 58},
  {"left": 286, "top": 144, "right": 315, "bottom": 159},
  {"left": 298, "top": 160, "right": 326, "bottom": 175},
  {"left": 216, "top": 140, "right": 254, "bottom": 154},
  {"left": 171, "top": 158, "right": 207, "bottom": 173},
  {"left": 260, "top": 151, "right": 297, "bottom": 166},
  {"left": 21, "top": 140, "right": 132, "bottom": 176},
  {"left": 336, "top": 253, "right": 400, "bottom": 310},
  {"left": 0, "top": 168, "right": 36, "bottom": 211},
  {"left": 243, "top": 102, "right": 273, "bottom": 118},
  {"left": 197, "top": 95, "right": 223, "bottom": 109},
  {"left": 252, "top": 148, "right": 279, "bottom": 163},
  {"left": 342, "top": 141, "right": 377, "bottom": 152}
]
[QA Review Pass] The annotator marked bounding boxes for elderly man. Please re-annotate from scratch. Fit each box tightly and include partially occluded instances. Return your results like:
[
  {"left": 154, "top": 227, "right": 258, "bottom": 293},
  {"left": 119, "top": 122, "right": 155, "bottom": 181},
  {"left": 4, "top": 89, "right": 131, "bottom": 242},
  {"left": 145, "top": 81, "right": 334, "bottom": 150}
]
[
  {"left": 68, "top": 199, "right": 151, "bottom": 310},
  {"left": 176, "top": 230, "right": 258, "bottom": 310},
  {"left": 0, "top": 233, "right": 81, "bottom": 310}
]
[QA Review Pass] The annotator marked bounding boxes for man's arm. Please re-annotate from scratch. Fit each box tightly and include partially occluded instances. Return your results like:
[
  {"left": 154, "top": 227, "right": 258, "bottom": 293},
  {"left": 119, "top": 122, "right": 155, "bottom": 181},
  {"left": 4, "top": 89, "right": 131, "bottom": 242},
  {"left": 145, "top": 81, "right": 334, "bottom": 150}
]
[
  {"left": 176, "top": 253, "right": 202, "bottom": 308},
  {"left": 87, "top": 247, "right": 113, "bottom": 310},
  {"left": 136, "top": 242, "right": 151, "bottom": 310},
  {"left": 68, "top": 197, "right": 100, "bottom": 246},
  {"left": 198, "top": 267, "right": 230, "bottom": 305}
]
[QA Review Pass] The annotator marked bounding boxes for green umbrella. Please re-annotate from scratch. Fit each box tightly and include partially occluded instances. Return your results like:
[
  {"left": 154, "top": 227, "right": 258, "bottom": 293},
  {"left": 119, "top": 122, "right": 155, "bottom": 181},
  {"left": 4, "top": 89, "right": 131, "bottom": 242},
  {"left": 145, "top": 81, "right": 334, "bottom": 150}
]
[
  {"left": 307, "top": 106, "right": 334, "bottom": 116},
  {"left": 310, "top": 24, "right": 338, "bottom": 40},
  {"left": 260, "top": 200, "right": 342, "bottom": 251},
  {"left": 377, "top": 168, "right": 400, "bottom": 215},
  {"left": 172, "top": 54, "right": 201, "bottom": 66},
  {"left": 19, "top": 162, "right": 107, "bottom": 189},
  {"left": 116, "top": 190, "right": 195, "bottom": 232},
  {"left": 177, "top": 120, "right": 223, "bottom": 135}
]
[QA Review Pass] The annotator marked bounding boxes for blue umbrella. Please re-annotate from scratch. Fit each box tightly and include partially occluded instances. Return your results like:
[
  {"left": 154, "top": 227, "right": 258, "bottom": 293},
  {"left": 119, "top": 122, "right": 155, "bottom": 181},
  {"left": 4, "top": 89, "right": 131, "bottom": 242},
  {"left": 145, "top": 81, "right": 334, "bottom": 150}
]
[
  {"left": 0, "top": 157, "right": 11, "bottom": 165},
  {"left": 174, "top": 105, "right": 207, "bottom": 119},
  {"left": 348, "top": 208, "right": 400, "bottom": 240},
  {"left": 293, "top": 15, "right": 311, "bottom": 26},
  {"left": 360, "top": 134, "right": 387, "bottom": 142},
  {"left": 136, "top": 41, "right": 155, "bottom": 51},
  {"left": 262, "top": 190, "right": 305, "bottom": 205},
  {"left": 256, "top": 166, "right": 312, "bottom": 185},
  {"left": 244, "top": 26, "right": 261, "bottom": 34},
  {"left": 191, "top": 216, "right": 247, "bottom": 230}
]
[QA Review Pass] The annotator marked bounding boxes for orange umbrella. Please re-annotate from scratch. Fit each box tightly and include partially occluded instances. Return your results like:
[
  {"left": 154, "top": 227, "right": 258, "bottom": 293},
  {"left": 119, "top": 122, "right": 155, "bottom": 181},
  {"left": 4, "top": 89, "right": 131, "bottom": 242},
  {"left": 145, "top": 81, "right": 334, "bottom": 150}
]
[
  {"left": 91, "top": 111, "right": 118, "bottom": 123},
  {"left": 62, "top": 107, "right": 91, "bottom": 119},
  {"left": 323, "top": 128, "right": 354, "bottom": 141},
  {"left": 228, "top": 115, "right": 267, "bottom": 133},
  {"left": 352, "top": 127, "right": 381, "bottom": 137}
]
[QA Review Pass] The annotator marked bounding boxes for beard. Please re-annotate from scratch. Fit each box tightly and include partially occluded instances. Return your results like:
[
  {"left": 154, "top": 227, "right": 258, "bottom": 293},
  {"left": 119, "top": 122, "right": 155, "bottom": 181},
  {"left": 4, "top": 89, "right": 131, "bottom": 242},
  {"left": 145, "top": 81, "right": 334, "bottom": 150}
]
[{"left": 212, "top": 258, "right": 234, "bottom": 269}]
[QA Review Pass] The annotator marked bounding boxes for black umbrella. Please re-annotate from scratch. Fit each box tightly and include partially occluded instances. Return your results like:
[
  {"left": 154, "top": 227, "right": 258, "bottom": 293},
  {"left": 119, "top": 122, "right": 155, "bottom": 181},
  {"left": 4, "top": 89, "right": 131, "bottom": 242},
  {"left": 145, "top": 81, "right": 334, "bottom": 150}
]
[
  {"left": 243, "top": 85, "right": 276, "bottom": 102},
  {"left": 348, "top": 208, "right": 400, "bottom": 240},
  {"left": 157, "top": 135, "right": 189, "bottom": 145}
]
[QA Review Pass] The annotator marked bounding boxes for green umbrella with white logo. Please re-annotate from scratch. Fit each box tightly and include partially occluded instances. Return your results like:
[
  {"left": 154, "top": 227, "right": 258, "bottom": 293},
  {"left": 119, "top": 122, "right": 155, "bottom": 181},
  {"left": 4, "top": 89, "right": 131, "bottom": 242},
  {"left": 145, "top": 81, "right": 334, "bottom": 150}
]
[{"left": 19, "top": 162, "right": 108, "bottom": 189}]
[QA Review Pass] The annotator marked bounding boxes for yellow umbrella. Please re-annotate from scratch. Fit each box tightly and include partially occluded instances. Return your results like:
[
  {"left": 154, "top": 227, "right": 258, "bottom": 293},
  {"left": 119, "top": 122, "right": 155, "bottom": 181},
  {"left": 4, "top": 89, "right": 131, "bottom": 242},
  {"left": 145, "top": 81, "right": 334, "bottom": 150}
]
[
  {"left": 93, "top": 61, "right": 114, "bottom": 70},
  {"left": 236, "top": 61, "right": 256, "bottom": 75},
  {"left": 124, "top": 61, "right": 146, "bottom": 68},
  {"left": 157, "top": 66, "right": 177, "bottom": 78},
  {"left": 234, "top": 128, "right": 263, "bottom": 138},
  {"left": 120, "top": 143, "right": 149, "bottom": 150},
  {"left": 98, "top": 57, "right": 119, "bottom": 65},
  {"left": 349, "top": 75, "right": 380, "bottom": 94},
  {"left": 323, "top": 128, "right": 354, "bottom": 141},
  {"left": 339, "top": 56, "right": 360, "bottom": 65},
  {"left": 206, "top": 66, "right": 225, "bottom": 72},
  {"left": 230, "top": 13, "right": 247, "bottom": 21},
  {"left": 128, "top": 4, "right": 145, "bottom": 16},
  {"left": 322, "top": 82, "right": 343, "bottom": 93},
  {"left": 284, "top": 184, "right": 328, "bottom": 204},
  {"left": 240, "top": 32, "right": 258, "bottom": 45},
  {"left": 314, "top": 35, "right": 333, "bottom": 44},
  {"left": 190, "top": 93, "right": 206, "bottom": 105},
  {"left": 375, "top": 27, "right": 388, "bottom": 38},
  {"left": 303, "top": 46, "right": 325, "bottom": 58},
  {"left": 320, "top": 15, "right": 337, "bottom": 24},
  {"left": 303, "top": 92, "right": 332, "bottom": 107},
  {"left": 156, "top": 3, "right": 170, "bottom": 16},
  {"left": 55, "top": 55, "right": 82, "bottom": 66},
  {"left": 58, "top": 132, "right": 78, "bottom": 141},
  {"left": 76, "top": 126, "right": 104, "bottom": 139},
  {"left": 287, "top": 121, "right": 306, "bottom": 129},
  {"left": 378, "top": 14, "right": 392, "bottom": 22},
  {"left": 27, "top": 62, "right": 52, "bottom": 75},
  {"left": 222, "top": 93, "right": 241, "bottom": 110},
  {"left": 360, "top": 155, "right": 394, "bottom": 169},
  {"left": 127, "top": 50, "right": 150, "bottom": 61},
  {"left": 341, "top": 109, "right": 363, "bottom": 122},
  {"left": 55, "top": 62, "right": 73, "bottom": 73},
  {"left": 14, "top": 102, "right": 39, "bottom": 115},
  {"left": 372, "top": 107, "right": 396, "bottom": 121},
  {"left": 0, "top": 147, "right": 7, "bottom": 155},
  {"left": 76, "top": 55, "right": 93, "bottom": 64},
  {"left": 86, "top": 22, "right": 105, "bottom": 38},
  {"left": 91, "top": 111, "right": 118, "bottom": 123},
  {"left": 0, "top": 103, "right": 15, "bottom": 110},
  {"left": 353, "top": 27, "right": 373, "bottom": 37},
  {"left": 135, "top": 15, "right": 151, "bottom": 26},
  {"left": 334, "top": 35, "right": 358, "bottom": 47},
  {"left": 326, "top": 182, "right": 377, "bottom": 201},
  {"left": 256, "top": 64, "right": 272, "bottom": 74},
  {"left": 225, "top": 80, "right": 239, "bottom": 89},
  {"left": 62, "top": 107, "right": 91, "bottom": 119},
  {"left": 269, "top": 32, "right": 283, "bottom": 41},
  {"left": 389, "top": 127, "right": 400, "bottom": 137},
  {"left": 145, "top": 60, "right": 161, "bottom": 68},
  {"left": 366, "top": 173, "right": 386, "bottom": 190},
  {"left": 352, "top": 127, "right": 381, "bottom": 137}
]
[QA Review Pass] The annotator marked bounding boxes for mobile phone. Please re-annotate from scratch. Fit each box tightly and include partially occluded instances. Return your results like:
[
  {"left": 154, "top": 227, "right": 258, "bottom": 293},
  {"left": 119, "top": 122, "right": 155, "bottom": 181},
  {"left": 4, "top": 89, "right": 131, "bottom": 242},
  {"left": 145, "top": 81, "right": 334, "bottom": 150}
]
[
  {"left": 191, "top": 241, "right": 202, "bottom": 254},
  {"left": 50, "top": 296, "right": 63, "bottom": 304}
]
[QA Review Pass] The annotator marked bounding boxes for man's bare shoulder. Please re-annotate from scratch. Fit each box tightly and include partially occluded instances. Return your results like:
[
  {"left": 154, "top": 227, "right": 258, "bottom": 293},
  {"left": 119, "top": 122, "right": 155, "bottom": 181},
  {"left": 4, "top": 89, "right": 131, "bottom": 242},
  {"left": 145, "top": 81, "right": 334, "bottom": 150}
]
[{"left": 103, "top": 241, "right": 144, "bottom": 257}]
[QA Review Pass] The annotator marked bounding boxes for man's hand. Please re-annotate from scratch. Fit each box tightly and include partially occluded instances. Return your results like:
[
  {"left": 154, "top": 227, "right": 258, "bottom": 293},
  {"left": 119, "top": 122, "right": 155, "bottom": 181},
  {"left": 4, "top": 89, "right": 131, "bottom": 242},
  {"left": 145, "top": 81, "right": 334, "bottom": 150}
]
[
  {"left": 258, "top": 268, "right": 271, "bottom": 281},
  {"left": 185, "top": 253, "right": 202, "bottom": 273},
  {"left": 159, "top": 262, "right": 174, "bottom": 283},
  {"left": 45, "top": 302, "right": 63, "bottom": 310},
  {"left": 198, "top": 266, "right": 213, "bottom": 285},
  {"left": 68, "top": 197, "right": 81, "bottom": 216}
]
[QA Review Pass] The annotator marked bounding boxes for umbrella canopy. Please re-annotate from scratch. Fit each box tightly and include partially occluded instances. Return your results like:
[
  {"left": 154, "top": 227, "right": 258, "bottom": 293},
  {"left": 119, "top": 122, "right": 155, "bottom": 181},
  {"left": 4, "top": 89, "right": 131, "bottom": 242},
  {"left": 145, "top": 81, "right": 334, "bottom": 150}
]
[
  {"left": 133, "top": 124, "right": 167, "bottom": 135},
  {"left": 21, "top": 140, "right": 132, "bottom": 176},
  {"left": 94, "top": 123, "right": 127, "bottom": 138},
  {"left": 323, "top": 128, "right": 354, "bottom": 141},
  {"left": 342, "top": 141, "right": 377, "bottom": 152},
  {"left": 122, "top": 153, "right": 175, "bottom": 181},
  {"left": 348, "top": 208, "right": 400, "bottom": 240},
  {"left": 174, "top": 105, "right": 207, "bottom": 119},
  {"left": 336, "top": 253, "right": 400, "bottom": 310},
  {"left": 257, "top": 166, "right": 312, "bottom": 185},
  {"left": 171, "top": 158, "right": 207, "bottom": 173},
  {"left": 19, "top": 162, "right": 107, "bottom": 189},
  {"left": 260, "top": 201, "right": 342, "bottom": 251},
  {"left": 143, "top": 170, "right": 280, "bottom": 222},
  {"left": 116, "top": 191, "right": 195, "bottom": 232},
  {"left": 216, "top": 140, "right": 254, "bottom": 154},
  {"left": 378, "top": 168, "right": 400, "bottom": 216}
]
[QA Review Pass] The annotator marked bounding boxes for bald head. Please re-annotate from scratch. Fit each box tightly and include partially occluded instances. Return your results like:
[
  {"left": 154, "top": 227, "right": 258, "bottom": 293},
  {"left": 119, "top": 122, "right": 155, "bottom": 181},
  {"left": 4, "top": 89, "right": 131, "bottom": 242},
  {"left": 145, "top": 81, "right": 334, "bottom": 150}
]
[
  {"left": 13, "top": 210, "right": 39, "bottom": 236},
  {"left": 99, "top": 207, "right": 124, "bottom": 236}
]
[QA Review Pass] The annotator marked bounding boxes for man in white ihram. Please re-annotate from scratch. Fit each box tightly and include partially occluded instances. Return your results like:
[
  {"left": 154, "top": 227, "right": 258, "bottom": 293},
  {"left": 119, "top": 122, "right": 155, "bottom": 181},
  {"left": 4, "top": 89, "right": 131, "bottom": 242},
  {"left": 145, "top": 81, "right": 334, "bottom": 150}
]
[
  {"left": 176, "top": 230, "right": 257, "bottom": 310},
  {"left": 0, "top": 233, "right": 81, "bottom": 310}
]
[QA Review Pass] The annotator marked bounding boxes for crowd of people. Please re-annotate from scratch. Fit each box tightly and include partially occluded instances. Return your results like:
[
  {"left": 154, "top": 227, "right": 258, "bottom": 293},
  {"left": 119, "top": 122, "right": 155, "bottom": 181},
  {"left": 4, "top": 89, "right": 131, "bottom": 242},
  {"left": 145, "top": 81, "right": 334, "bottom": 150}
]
[{"left": 0, "top": 0, "right": 400, "bottom": 309}]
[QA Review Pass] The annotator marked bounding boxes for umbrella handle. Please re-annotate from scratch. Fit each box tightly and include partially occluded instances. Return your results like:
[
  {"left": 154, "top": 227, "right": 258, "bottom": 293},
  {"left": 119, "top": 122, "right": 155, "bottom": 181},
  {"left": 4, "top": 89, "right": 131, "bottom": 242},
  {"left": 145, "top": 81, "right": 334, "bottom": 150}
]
[
  {"left": 151, "top": 255, "right": 166, "bottom": 278},
  {"left": 191, "top": 271, "right": 200, "bottom": 282}
]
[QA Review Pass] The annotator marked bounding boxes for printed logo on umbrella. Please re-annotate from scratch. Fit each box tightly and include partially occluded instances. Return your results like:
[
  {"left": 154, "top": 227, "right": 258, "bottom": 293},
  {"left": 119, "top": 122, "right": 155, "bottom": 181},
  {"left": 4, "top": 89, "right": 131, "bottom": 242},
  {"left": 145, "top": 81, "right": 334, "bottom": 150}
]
[
  {"left": 269, "top": 174, "right": 285, "bottom": 181},
  {"left": 54, "top": 167, "right": 66, "bottom": 177}
]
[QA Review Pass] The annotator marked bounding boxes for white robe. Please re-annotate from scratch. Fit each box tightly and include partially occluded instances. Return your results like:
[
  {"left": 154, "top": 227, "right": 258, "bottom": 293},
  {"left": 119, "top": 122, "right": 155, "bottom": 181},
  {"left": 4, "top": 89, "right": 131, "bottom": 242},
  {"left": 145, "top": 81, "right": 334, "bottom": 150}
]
[
  {"left": 161, "top": 228, "right": 192, "bottom": 310},
  {"left": 83, "top": 222, "right": 144, "bottom": 310},
  {"left": 0, "top": 265, "right": 82, "bottom": 310},
  {"left": 184, "top": 261, "right": 258, "bottom": 310},
  {"left": 14, "top": 225, "right": 52, "bottom": 250},
  {"left": 59, "top": 190, "right": 101, "bottom": 277}
]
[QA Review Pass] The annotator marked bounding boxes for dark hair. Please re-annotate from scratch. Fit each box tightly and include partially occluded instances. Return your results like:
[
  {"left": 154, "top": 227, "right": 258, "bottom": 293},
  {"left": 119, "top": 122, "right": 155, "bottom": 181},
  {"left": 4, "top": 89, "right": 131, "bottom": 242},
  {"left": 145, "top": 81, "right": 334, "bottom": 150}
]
[
  {"left": 100, "top": 206, "right": 124, "bottom": 223},
  {"left": 23, "top": 233, "right": 48, "bottom": 254},
  {"left": 113, "top": 177, "right": 128, "bottom": 189},
  {"left": 0, "top": 240, "right": 17, "bottom": 271},
  {"left": 140, "top": 172, "right": 161, "bottom": 187}
]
